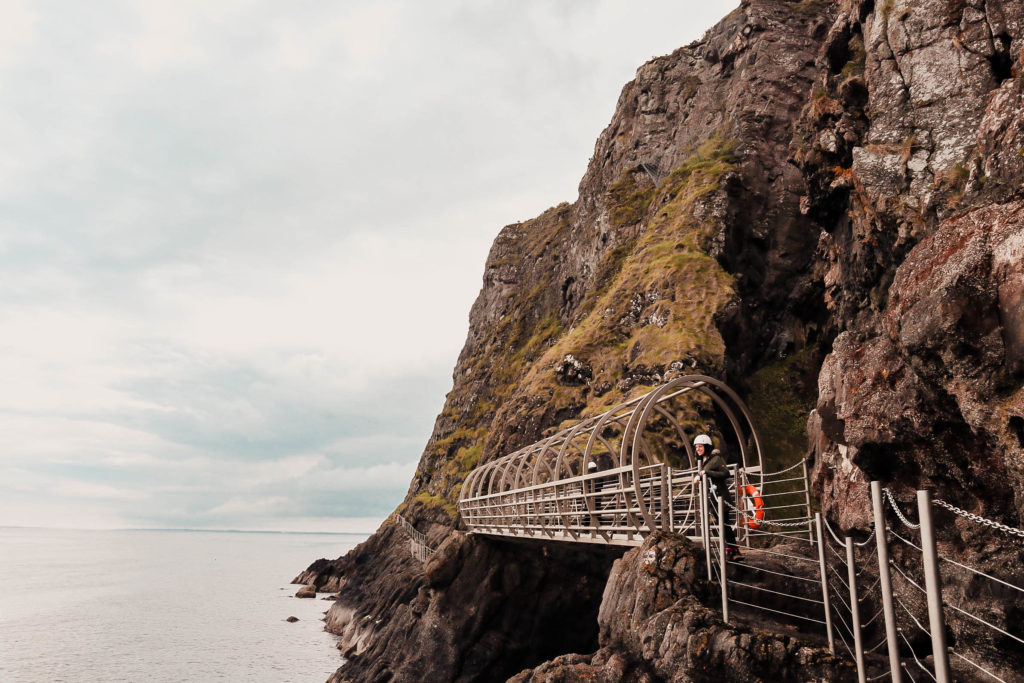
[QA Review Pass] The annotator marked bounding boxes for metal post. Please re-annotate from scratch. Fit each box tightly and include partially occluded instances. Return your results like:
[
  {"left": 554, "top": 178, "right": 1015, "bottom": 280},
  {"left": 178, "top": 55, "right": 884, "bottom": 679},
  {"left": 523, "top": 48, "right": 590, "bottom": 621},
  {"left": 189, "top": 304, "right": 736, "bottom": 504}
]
[
  {"left": 719, "top": 496, "right": 729, "bottom": 622},
  {"left": 666, "top": 464, "right": 675, "bottom": 532},
  {"left": 815, "top": 512, "right": 836, "bottom": 654},
  {"left": 917, "top": 490, "right": 951, "bottom": 683},
  {"left": 701, "top": 476, "right": 713, "bottom": 581},
  {"left": 660, "top": 463, "right": 670, "bottom": 532},
  {"left": 736, "top": 468, "right": 749, "bottom": 547},
  {"left": 802, "top": 459, "right": 815, "bottom": 544},
  {"left": 871, "top": 481, "right": 902, "bottom": 682},
  {"left": 846, "top": 536, "right": 866, "bottom": 683}
]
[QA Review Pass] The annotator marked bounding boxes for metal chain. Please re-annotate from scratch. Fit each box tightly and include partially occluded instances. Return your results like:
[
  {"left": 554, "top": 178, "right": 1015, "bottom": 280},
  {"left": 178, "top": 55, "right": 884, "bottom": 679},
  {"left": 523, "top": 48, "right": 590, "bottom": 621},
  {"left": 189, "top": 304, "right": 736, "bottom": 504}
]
[
  {"left": 883, "top": 487, "right": 921, "bottom": 529},
  {"left": 855, "top": 526, "right": 876, "bottom": 547},
  {"left": 720, "top": 495, "right": 813, "bottom": 528},
  {"left": 934, "top": 498, "right": 1024, "bottom": 539}
]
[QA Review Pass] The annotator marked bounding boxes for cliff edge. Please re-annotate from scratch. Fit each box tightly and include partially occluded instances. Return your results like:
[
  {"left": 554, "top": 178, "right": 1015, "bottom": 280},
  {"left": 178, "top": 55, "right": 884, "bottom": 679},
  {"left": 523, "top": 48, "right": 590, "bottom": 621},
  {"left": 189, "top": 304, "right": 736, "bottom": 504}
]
[{"left": 299, "top": 0, "right": 1024, "bottom": 680}]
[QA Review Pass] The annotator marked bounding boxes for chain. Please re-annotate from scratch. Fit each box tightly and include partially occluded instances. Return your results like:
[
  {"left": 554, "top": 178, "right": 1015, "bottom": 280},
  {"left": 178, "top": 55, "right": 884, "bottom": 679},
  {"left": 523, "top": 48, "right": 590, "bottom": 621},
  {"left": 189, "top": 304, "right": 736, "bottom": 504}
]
[
  {"left": 855, "top": 526, "right": 876, "bottom": 547},
  {"left": 934, "top": 499, "right": 1024, "bottom": 539},
  {"left": 720, "top": 495, "right": 813, "bottom": 528},
  {"left": 883, "top": 488, "right": 921, "bottom": 529}
]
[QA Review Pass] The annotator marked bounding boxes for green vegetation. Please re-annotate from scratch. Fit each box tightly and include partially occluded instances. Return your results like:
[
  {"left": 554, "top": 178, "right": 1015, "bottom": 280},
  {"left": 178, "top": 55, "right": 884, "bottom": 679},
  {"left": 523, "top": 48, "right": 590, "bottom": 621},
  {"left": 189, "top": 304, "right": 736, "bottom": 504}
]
[
  {"left": 411, "top": 127, "right": 746, "bottom": 519},
  {"left": 608, "top": 172, "right": 657, "bottom": 229},
  {"left": 746, "top": 345, "right": 821, "bottom": 473},
  {"left": 506, "top": 128, "right": 741, "bottom": 413},
  {"left": 413, "top": 491, "right": 458, "bottom": 518}
]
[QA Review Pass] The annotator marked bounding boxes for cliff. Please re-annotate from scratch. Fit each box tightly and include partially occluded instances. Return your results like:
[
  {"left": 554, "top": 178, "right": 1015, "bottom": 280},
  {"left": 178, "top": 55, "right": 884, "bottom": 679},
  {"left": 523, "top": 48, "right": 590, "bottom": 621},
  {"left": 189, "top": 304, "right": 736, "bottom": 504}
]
[{"left": 299, "top": 0, "right": 1024, "bottom": 680}]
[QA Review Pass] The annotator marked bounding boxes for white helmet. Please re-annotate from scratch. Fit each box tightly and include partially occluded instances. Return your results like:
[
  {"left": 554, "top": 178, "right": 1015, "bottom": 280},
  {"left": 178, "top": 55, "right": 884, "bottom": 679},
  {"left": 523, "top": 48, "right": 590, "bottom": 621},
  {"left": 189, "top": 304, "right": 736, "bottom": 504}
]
[{"left": 694, "top": 434, "right": 713, "bottom": 447}]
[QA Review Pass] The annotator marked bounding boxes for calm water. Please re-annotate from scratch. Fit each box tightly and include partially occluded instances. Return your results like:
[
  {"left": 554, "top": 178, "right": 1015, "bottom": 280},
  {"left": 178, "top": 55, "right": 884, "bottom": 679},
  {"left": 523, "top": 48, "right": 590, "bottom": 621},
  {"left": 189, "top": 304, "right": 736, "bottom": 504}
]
[{"left": 0, "top": 528, "right": 365, "bottom": 682}]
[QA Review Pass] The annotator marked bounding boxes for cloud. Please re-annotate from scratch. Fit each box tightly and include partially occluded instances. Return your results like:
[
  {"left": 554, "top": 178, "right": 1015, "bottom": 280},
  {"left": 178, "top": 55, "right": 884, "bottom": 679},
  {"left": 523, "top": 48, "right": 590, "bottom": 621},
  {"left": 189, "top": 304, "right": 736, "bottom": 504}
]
[{"left": 0, "top": 0, "right": 740, "bottom": 531}]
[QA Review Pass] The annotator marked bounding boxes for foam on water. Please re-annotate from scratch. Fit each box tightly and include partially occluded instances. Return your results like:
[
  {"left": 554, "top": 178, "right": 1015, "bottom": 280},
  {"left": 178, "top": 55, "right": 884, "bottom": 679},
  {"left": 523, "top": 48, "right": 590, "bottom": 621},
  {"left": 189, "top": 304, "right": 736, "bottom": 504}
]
[{"left": 0, "top": 528, "right": 364, "bottom": 682}]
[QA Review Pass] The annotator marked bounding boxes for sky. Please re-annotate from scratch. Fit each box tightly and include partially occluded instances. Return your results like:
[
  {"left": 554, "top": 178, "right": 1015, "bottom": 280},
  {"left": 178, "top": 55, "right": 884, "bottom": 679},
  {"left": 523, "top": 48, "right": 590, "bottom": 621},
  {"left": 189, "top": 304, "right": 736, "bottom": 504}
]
[{"left": 0, "top": 0, "right": 739, "bottom": 532}]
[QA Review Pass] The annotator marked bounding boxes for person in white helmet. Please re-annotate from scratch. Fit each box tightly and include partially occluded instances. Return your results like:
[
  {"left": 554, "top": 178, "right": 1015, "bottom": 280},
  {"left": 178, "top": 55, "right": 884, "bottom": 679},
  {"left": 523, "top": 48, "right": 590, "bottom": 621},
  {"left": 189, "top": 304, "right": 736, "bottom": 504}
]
[{"left": 693, "top": 434, "right": 740, "bottom": 559}]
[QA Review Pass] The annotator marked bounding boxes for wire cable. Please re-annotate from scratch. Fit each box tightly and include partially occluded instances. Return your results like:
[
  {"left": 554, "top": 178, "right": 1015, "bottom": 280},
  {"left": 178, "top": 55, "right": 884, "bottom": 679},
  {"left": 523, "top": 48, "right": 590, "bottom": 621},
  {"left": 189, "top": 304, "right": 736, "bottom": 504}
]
[{"left": 950, "top": 650, "right": 1007, "bottom": 683}]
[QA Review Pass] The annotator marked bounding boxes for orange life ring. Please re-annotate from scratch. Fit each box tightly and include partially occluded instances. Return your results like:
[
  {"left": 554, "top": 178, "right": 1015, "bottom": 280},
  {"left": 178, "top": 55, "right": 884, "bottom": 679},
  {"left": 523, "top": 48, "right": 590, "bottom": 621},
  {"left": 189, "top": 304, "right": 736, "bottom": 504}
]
[{"left": 737, "top": 484, "right": 765, "bottom": 529}]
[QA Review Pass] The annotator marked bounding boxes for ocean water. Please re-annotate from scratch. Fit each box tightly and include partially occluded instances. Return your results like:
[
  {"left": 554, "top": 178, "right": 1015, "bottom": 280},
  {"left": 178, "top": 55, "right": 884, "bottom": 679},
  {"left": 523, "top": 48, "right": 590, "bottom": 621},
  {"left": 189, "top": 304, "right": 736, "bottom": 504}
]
[{"left": 0, "top": 528, "right": 365, "bottom": 682}]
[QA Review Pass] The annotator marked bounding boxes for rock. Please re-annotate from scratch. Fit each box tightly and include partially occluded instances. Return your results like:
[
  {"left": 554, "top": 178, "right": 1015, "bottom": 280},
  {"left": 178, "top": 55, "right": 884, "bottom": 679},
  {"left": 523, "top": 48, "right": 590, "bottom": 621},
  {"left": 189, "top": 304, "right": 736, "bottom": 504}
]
[
  {"left": 295, "top": 584, "right": 316, "bottom": 599},
  {"left": 514, "top": 533, "right": 854, "bottom": 682},
  {"left": 304, "top": 0, "right": 1024, "bottom": 680},
  {"left": 285, "top": 616, "right": 299, "bottom": 623},
  {"left": 554, "top": 354, "right": 593, "bottom": 386}
]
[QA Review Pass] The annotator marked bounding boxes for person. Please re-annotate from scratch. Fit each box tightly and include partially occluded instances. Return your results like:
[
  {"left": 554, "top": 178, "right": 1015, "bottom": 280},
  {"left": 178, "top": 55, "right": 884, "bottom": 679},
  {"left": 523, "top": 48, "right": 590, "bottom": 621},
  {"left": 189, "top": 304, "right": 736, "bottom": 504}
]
[{"left": 693, "top": 434, "right": 741, "bottom": 559}]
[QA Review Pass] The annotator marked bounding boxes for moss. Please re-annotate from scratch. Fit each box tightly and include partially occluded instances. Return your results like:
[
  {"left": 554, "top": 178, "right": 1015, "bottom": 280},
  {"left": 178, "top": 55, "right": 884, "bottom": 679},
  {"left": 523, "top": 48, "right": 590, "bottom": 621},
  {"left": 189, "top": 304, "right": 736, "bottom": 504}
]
[
  {"left": 790, "top": 0, "right": 830, "bottom": 16},
  {"left": 413, "top": 491, "right": 458, "bottom": 518},
  {"left": 746, "top": 346, "right": 821, "bottom": 473},
  {"left": 608, "top": 171, "right": 657, "bottom": 229},
  {"left": 501, "top": 127, "right": 740, "bottom": 408}
]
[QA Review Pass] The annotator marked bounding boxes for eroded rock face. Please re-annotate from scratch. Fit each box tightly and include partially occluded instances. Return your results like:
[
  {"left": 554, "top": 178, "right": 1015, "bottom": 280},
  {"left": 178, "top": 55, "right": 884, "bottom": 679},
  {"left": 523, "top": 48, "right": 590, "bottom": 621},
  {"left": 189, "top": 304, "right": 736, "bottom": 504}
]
[
  {"left": 511, "top": 534, "right": 854, "bottom": 683},
  {"left": 315, "top": 526, "right": 623, "bottom": 683},
  {"left": 797, "top": 0, "right": 1024, "bottom": 530},
  {"left": 301, "top": 0, "right": 1024, "bottom": 680}
]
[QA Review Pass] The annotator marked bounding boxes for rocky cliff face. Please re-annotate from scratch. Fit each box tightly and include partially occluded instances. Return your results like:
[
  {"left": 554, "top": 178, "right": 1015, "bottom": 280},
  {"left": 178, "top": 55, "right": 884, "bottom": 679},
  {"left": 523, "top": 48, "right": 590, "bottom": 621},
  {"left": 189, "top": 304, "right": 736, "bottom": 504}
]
[{"left": 300, "top": 0, "right": 1024, "bottom": 680}]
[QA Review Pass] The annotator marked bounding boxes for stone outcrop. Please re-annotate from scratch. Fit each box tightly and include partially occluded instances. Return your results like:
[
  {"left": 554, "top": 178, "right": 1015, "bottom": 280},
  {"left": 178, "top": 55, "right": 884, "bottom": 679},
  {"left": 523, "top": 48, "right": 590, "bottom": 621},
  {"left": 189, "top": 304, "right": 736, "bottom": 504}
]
[
  {"left": 317, "top": 525, "right": 623, "bottom": 682},
  {"left": 510, "top": 534, "right": 854, "bottom": 683},
  {"left": 298, "top": 0, "right": 1024, "bottom": 680}
]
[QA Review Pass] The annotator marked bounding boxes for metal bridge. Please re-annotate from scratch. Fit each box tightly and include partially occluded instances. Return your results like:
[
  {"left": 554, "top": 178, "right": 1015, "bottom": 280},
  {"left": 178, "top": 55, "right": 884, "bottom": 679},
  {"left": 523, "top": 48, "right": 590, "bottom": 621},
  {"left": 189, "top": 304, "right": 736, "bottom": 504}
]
[
  {"left": 447, "top": 375, "right": 1024, "bottom": 683},
  {"left": 456, "top": 375, "right": 809, "bottom": 546}
]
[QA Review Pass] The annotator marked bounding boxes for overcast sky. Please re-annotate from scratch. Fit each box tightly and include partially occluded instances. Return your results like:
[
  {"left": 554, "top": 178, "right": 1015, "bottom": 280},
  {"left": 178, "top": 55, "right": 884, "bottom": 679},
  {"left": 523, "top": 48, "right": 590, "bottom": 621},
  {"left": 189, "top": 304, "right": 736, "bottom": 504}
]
[{"left": 0, "top": 0, "right": 739, "bottom": 532}]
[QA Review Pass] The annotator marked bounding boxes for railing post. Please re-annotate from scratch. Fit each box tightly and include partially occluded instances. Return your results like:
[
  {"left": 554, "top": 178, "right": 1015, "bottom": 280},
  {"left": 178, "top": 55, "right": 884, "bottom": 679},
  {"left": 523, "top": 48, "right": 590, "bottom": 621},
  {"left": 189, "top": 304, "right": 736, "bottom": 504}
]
[
  {"left": 846, "top": 536, "right": 866, "bottom": 683},
  {"left": 736, "top": 468, "right": 748, "bottom": 547},
  {"left": 660, "top": 463, "right": 670, "bottom": 532},
  {"left": 701, "top": 476, "right": 713, "bottom": 581},
  {"left": 871, "top": 481, "right": 902, "bottom": 682},
  {"left": 815, "top": 512, "right": 836, "bottom": 654},
  {"left": 917, "top": 489, "right": 951, "bottom": 683},
  {"left": 802, "top": 458, "right": 815, "bottom": 544},
  {"left": 666, "top": 464, "right": 675, "bottom": 532},
  {"left": 719, "top": 496, "right": 729, "bottom": 623}
]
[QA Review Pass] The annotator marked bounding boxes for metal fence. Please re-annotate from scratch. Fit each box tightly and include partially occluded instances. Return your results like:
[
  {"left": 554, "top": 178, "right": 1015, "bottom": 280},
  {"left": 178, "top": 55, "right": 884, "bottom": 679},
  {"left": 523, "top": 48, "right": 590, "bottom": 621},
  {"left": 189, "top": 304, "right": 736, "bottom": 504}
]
[
  {"left": 458, "top": 374, "right": 767, "bottom": 543},
  {"left": 394, "top": 513, "right": 435, "bottom": 562}
]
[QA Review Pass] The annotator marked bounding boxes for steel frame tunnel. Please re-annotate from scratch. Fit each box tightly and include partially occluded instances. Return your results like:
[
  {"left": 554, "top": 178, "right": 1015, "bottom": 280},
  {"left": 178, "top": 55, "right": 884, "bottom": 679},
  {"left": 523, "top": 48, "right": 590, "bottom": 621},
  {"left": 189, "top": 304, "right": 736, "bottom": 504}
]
[{"left": 458, "top": 374, "right": 765, "bottom": 540}]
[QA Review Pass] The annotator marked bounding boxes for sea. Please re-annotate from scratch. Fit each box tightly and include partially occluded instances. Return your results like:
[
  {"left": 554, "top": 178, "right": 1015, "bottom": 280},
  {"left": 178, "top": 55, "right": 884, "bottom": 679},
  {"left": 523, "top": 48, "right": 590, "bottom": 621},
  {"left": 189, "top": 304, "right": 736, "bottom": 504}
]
[{"left": 0, "top": 527, "right": 367, "bottom": 682}]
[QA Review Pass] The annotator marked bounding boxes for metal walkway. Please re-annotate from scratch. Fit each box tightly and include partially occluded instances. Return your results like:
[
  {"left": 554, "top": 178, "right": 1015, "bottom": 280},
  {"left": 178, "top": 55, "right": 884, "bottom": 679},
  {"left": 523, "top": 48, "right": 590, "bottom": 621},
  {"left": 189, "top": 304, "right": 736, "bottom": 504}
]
[{"left": 457, "top": 375, "right": 805, "bottom": 546}]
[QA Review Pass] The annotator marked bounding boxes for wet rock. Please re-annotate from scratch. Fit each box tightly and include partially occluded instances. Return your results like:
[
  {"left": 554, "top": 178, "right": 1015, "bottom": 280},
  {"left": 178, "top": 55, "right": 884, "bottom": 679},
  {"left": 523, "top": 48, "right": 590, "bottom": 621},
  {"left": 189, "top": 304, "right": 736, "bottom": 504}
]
[
  {"left": 295, "top": 584, "right": 316, "bottom": 599},
  {"left": 285, "top": 616, "right": 299, "bottom": 623}
]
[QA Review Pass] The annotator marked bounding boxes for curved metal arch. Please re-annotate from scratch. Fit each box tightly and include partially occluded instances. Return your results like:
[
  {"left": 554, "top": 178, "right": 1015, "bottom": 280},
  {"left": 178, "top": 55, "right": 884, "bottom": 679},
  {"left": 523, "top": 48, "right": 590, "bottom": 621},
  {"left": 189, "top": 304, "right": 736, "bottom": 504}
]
[{"left": 457, "top": 375, "right": 766, "bottom": 545}]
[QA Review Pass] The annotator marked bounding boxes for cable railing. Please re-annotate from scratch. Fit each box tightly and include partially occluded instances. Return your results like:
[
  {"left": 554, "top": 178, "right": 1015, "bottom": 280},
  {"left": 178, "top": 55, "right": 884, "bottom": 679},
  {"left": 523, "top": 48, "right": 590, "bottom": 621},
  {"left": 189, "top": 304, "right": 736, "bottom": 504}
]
[{"left": 393, "top": 513, "right": 436, "bottom": 562}]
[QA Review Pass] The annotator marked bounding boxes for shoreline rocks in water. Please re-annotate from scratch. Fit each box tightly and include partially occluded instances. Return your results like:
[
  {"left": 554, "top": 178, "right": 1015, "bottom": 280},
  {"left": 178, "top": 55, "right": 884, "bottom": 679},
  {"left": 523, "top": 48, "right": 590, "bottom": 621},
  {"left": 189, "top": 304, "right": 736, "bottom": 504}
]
[{"left": 294, "top": 584, "right": 316, "bottom": 599}]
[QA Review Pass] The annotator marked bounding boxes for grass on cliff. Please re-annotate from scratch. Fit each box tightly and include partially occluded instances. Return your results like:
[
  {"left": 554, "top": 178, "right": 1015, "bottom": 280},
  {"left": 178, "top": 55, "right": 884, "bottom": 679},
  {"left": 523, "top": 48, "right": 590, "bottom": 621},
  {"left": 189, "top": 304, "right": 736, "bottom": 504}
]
[
  {"left": 747, "top": 345, "right": 821, "bottom": 472},
  {"left": 412, "top": 130, "right": 742, "bottom": 520},
  {"left": 512, "top": 130, "right": 740, "bottom": 413}
]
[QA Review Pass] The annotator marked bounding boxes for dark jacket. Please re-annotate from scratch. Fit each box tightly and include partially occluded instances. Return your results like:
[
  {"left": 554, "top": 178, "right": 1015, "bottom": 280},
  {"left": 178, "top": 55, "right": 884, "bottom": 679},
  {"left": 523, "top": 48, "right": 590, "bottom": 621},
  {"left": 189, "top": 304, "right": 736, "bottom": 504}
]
[{"left": 702, "top": 453, "right": 729, "bottom": 484}]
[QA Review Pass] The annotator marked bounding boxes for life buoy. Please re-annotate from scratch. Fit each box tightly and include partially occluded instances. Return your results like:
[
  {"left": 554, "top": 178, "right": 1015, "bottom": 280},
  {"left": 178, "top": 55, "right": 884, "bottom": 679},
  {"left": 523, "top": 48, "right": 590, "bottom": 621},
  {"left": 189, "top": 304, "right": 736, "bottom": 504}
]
[{"left": 737, "top": 484, "right": 765, "bottom": 529}]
